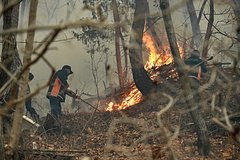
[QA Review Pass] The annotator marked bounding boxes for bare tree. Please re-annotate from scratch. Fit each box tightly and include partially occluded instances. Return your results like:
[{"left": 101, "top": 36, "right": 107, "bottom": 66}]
[
  {"left": 6, "top": 0, "right": 38, "bottom": 159},
  {"left": 186, "top": 0, "right": 202, "bottom": 51},
  {"left": 186, "top": 0, "right": 214, "bottom": 59},
  {"left": 146, "top": 2, "right": 163, "bottom": 53},
  {"left": 0, "top": 0, "right": 22, "bottom": 158},
  {"left": 160, "top": 0, "right": 210, "bottom": 156},
  {"left": 112, "top": 0, "right": 124, "bottom": 89},
  {"left": 232, "top": 0, "right": 240, "bottom": 70},
  {"left": 202, "top": 0, "right": 214, "bottom": 59}
]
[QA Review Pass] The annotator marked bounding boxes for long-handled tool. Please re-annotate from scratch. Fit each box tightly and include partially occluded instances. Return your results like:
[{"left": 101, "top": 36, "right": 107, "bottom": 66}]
[
  {"left": 189, "top": 56, "right": 213, "bottom": 80},
  {"left": 76, "top": 96, "right": 102, "bottom": 112},
  {"left": 206, "top": 62, "right": 231, "bottom": 67},
  {"left": 68, "top": 88, "right": 102, "bottom": 112},
  {"left": 193, "top": 56, "right": 214, "bottom": 68}
]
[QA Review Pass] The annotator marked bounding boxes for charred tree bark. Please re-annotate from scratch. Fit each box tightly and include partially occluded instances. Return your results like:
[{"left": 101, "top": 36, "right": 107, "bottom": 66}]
[
  {"left": 112, "top": 0, "right": 124, "bottom": 89},
  {"left": 129, "top": 0, "right": 156, "bottom": 97},
  {"left": 186, "top": 0, "right": 202, "bottom": 51},
  {"left": 160, "top": 0, "right": 210, "bottom": 156},
  {"left": 202, "top": 0, "right": 214, "bottom": 59}
]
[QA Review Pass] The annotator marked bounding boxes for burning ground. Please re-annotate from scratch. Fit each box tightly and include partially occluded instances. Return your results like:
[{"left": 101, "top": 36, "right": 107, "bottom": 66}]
[{"left": 21, "top": 67, "right": 240, "bottom": 160}]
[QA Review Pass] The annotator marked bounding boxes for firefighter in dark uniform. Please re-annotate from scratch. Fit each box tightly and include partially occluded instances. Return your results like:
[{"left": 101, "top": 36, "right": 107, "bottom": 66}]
[
  {"left": 184, "top": 50, "right": 207, "bottom": 86},
  {"left": 25, "top": 72, "right": 39, "bottom": 121},
  {"left": 47, "top": 65, "right": 79, "bottom": 119}
]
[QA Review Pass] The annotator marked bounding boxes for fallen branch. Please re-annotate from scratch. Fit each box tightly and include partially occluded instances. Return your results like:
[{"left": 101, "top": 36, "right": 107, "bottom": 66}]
[{"left": 22, "top": 149, "right": 85, "bottom": 153}]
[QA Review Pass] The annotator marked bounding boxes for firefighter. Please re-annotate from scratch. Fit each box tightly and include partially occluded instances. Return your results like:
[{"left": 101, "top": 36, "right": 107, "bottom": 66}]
[
  {"left": 47, "top": 65, "right": 79, "bottom": 119},
  {"left": 184, "top": 49, "right": 207, "bottom": 84},
  {"left": 25, "top": 72, "right": 40, "bottom": 121}
]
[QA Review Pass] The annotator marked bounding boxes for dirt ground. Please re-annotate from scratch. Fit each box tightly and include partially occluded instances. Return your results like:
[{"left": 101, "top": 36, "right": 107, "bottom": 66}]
[{"left": 21, "top": 67, "right": 240, "bottom": 160}]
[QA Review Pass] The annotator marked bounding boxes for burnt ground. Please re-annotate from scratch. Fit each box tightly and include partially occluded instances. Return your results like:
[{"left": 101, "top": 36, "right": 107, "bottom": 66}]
[{"left": 21, "top": 67, "right": 240, "bottom": 160}]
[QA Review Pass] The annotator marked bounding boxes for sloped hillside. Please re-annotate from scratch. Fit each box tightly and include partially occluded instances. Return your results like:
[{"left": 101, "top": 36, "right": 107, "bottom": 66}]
[{"left": 21, "top": 67, "right": 240, "bottom": 159}]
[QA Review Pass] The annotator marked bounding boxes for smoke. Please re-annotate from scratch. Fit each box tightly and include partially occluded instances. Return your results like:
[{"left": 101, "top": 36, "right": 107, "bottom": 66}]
[{"left": 16, "top": 1, "right": 118, "bottom": 98}]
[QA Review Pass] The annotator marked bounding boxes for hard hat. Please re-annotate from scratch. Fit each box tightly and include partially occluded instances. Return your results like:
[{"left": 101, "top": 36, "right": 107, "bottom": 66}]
[
  {"left": 62, "top": 65, "right": 73, "bottom": 74},
  {"left": 29, "top": 72, "right": 34, "bottom": 81}
]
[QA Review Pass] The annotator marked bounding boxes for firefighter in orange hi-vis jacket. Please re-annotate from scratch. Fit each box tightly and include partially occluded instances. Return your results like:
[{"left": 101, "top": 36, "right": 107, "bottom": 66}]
[{"left": 47, "top": 65, "right": 79, "bottom": 119}]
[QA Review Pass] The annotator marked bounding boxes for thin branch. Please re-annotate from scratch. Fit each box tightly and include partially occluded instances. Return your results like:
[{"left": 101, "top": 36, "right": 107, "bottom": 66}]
[
  {"left": 203, "top": 13, "right": 238, "bottom": 41},
  {"left": 0, "top": 19, "right": 124, "bottom": 36},
  {"left": 197, "top": 0, "right": 208, "bottom": 24}
]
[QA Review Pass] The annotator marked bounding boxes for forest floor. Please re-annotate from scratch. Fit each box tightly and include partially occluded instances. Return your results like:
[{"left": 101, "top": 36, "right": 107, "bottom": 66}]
[{"left": 21, "top": 67, "right": 240, "bottom": 160}]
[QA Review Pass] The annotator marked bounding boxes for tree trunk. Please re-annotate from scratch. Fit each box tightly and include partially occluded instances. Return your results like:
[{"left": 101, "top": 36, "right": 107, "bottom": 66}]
[
  {"left": 160, "top": 0, "right": 210, "bottom": 156},
  {"left": 119, "top": 31, "right": 129, "bottom": 84},
  {"left": 197, "top": 0, "right": 208, "bottom": 24},
  {"left": 0, "top": 0, "right": 22, "bottom": 86},
  {"left": 186, "top": 0, "right": 202, "bottom": 51},
  {"left": 232, "top": 0, "right": 240, "bottom": 70},
  {"left": 9, "top": 0, "right": 38, "bottom": 159},
  {"left": 0, "top": 117, "right": 5, "bottom": 159},
  {"left": 1, "top": 0, "right": 22, "bottom": 159},
  {"left": 112, "top": 0, "right": 124, "bottom": 89},
  {"left": 159, "top": 0, "right": 183, "bottom": 70},
  {"left": 146, "top": 2, "right": 163, "bottom": 53},
  {"left": 202, "top": 0, "right": 214, "bottom": 59},
  {"left": 129, "top": 0, "right": 156, "bottom": 97}
]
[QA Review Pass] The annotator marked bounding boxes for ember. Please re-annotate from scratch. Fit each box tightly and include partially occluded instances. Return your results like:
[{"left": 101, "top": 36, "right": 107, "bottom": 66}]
[{"left": 106, "top": 32, "right": 183, "bottom": 111}]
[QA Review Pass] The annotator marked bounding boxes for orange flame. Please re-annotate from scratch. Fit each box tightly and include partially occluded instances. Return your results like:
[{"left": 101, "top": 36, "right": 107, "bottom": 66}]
[
  {"left": 105, "top": 85, "right": 142, "bottom": 112},
  {"left": 106, "top": 32, "right": 183, "bottom": 112},
  {"left": 143, "top": 33, "right": 183, "bottom": 70}
]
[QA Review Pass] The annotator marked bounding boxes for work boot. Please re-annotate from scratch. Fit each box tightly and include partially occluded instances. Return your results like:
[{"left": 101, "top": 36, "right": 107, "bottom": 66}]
[{"left": 197, "top": 136, "right": 210, "bottom": 156}]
